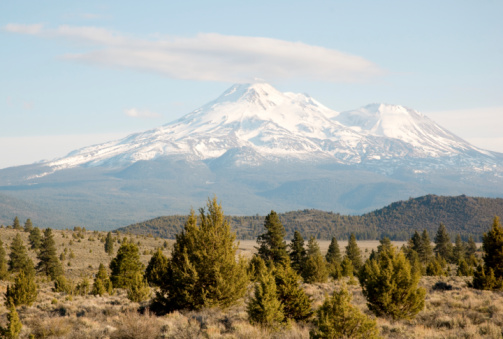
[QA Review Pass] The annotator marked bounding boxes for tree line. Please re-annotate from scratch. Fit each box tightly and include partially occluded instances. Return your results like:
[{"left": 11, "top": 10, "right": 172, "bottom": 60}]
[{"left": 118, "top": 194, "right": 503, "bottom": 241}]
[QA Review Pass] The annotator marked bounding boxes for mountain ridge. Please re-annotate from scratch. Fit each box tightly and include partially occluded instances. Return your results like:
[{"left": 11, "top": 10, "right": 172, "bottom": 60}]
[{"left": 0, "top": 82, "right": 502, "bottom": 229}]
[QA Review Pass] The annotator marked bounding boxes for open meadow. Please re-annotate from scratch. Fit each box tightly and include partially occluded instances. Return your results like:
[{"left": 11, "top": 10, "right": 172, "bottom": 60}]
[{"left": 0, "top": 227, "right": 502, "bottom": 338}]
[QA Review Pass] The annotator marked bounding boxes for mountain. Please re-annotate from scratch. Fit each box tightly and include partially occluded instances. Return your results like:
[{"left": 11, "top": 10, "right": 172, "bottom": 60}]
[
  {"left": 117, "top": 194, "right": 503, "bottom": 241},
  {"left": 0, "top": 83, "right": 502, "bottom": 229}
]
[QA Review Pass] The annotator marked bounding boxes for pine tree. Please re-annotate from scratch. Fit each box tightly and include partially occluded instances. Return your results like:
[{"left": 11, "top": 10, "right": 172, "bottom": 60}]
[
  {"left": 452, "top": 234, "right": 466, "bottom": 264},
  {"left": 359, "top": 246, "right": 425, "bottom": 320},
  {"left": 326, "top": 236, "right": 342, "bottom": 265},
  {"left": 481, "top": 216, "right": 503, "bottom": 279},
  {"left": 420, "top": 230, "right": 433, "bottom": 264},
  {"left": 457, "top": 259, "right": 473, "bottom": 276},
  {"left": 2, "top": 300, "right": 22, "bottom": 339},
  {"left": 5, "top": 270, "right": 38, "bottom": 306},
  {"left": 247, "top": 266, "right": 285, "bottom": 330},
  {"left": 345, "top": 234, "right": 363, "bottom": 271},
  {"left": 145, "top": 248, "right": 169, "bottom": 287},
  {"left": 92, "top": 263, "right": 113, "bottom": 296},
  {"left": 310, "top": 286, "right": 380, "bottom": 339},
  {"left": 24, "top": 218, "right": 33, "bottom": 233},
  {"left": 37, "top": 228, "right": 63, "bottom": 280},
  {"left": 248, "top": 255, "right": 268, "bottom": 282},
  {"left": 377, "top": 237, "right": 392, "bottom": 254},
  {"left": 109, "top": 241, "right": 144, "bottom": 288},
  {"left": 8, "top": 233, "right": 35, "bottom": 276},
  {"left": 0, "top": 239, "right": 8, "bottom": 280},
  {"left": 434, "top": 223, "right": 453, "bottom": 261},
  {"left": 465, "top": 236, "right": 477, "bottom": 258},
  {"left": 104, "top": 231, "right": 114, "bottom": 255},
  {"left": 473, "top": 216, "right": 503, "bottom": 290},
  {"left": 257, "top": 211, "right": 289, "bottom": 267},
  {"left": 425, "top": 255, "right": 448, "bottom": 276},
  {"left": 273, "top": 264, "right": 312, "bottom": 322},
  {"left": 289, "top": 231, "right": 306, "bottom": 274},
  {"left": 341, "top": 256, "right": 354, "bottom": 277},
  {"left": 302, "top": 237, "right": 328, "bottom": 283},
  {"left": 12, "top": 217, "right": 21, "bottom": 230},
  {"left": 28, "top": 227, "right": 42, "bottom": 250},
  {"left": 127, "top": 271, "right": 151, "bottom": 302},
  {"left": 153, "top": 197, "right": 248, "bottom": 313}
]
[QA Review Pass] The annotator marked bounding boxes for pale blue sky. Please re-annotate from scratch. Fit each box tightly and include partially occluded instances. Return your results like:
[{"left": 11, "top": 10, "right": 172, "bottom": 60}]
[{"left": 1, "top": 1, "right": 502, "bottom": 168}]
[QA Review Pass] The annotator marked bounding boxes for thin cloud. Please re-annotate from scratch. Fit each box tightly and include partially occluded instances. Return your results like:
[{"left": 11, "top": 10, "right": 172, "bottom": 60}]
[
  {"left": 4, "top": 23, "right": 385, "bottom": 83},
  {"left": 124, "top": 108, "right": 161, "bottom": 119}
]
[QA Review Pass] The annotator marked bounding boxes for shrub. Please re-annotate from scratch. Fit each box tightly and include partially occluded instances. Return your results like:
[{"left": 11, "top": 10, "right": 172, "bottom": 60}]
[
  {"left": 310, "top": 286, "right": 380, "bottom": 339},
  {"left": 5, "top": 270, "right": 38, "bottom": 306},
  {"left": 127, "top": 272, "right": 151, "bottom": 302},
  {"left": 359, "top": 246, "right": 425, "bottom": 320}
]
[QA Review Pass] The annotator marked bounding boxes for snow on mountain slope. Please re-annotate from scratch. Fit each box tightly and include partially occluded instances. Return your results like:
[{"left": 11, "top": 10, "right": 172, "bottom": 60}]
[
  {"left": 333, "top": 104, "right": 493, "bottom": 157},
  {"left": 44, "top": 83, "right": 498, "bottom": 173}
]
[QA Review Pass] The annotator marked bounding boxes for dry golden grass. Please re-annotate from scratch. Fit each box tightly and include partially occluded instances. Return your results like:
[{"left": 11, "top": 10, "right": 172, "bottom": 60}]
[{"left": 0, "top": 227, "right": 501, "bottom": 338}]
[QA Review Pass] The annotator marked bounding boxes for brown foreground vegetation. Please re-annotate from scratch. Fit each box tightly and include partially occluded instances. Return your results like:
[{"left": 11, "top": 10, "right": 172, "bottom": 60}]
[{"left": 0, "top": 227, "right": 502, "bottom": 338}]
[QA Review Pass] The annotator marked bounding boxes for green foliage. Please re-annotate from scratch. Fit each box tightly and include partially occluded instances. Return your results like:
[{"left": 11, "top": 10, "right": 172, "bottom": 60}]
[
  {"left": 37, "top": 228, "right": 64, "bottom": 280},
  {"left": 29, "top": 227, "right": 42, "bottom": 250},
  {"left": 5, "top": 270, "right": 38, "bottom": 306},
  {"left": 53, "top": 275, "right": 73, "bottom": 294},
  {"left": 359, "top": 246, "right": 425, "bottom": 320},
  {"left": 12, "top": 217, "right": 21, "bottom": 230},
  {"left": 466, "top": 236, "right": 477, "bottom": 258},
  {"left": 110, "top": 241, "right": 145, "bottom": 288},
  {"left": 420, "top": 230, "right": 434, "bottom": 263},
  {"left": 425, "top": 255, "right": 447, "bottom": 276},
  {"left": 341, "top": 256, "right": 354, "bottom": 277},
  {"left": 127, "top": 272, "right": 151, "bottom": 302},
  {"left": 434, "top": 223, "right": 453, "bottom": 262},
  {"left": 345, "top": 234, "right": 363, "bottom": 271},
  {"left": 8, "top": 233, "right": 35, "bottom": 276},
  {"left": 302, "top": 237, "right": 328, "bottom": 283},
  {"left": 310, "top": 286, "right": 380, "bottom": 339},
  {"left": 289, "top": 231, "right": 306, "bottom": 274},
  {"left": 1, "top": 300, "right": 22, "bottom": 339},
  {"left": 92, "top": 263, "right": 113, "bottom": 296},
  {"left": 257, "top": 211, "right": 290, "bottom": 267},
  {"left": 273, "top": 264, "right": 312, "bottom": 322},
  {"left": 457, "top": 259, "right": 473, "bottom": 276},
  {"left": 247, "top": 266, "right": 285, "bottom": 330},
  {"left": 75, "top": 277, "right": 91, "bottom": 296},
  {"left": 119, "top": 195, "right": 503, "bottom": 241},
  {"left": 248, "top": 255, "right": 267, "bottom": 282},
  {"left": 24, "top": 218, "right": 33, "bottom": 233},
  {"left": 145, "top": 248, "right": 169, "bottom": 287},
  {"left": 473, "top": 216, "right": 503, "bottom": 290},
  {"left": 325, "top": 236, "right": 342, "bottom": 265},
  {"left": 153, "top": 198, "right": 248, "bottom": 313},
  {"left": 452, "top": 234, "right": 466, "bottom": 264},
  {"left": 0, "top": 239, "right": 8, "bottom": 280},
  {"left": 104, "top": 231, "right": 114, "bottom": 255},
  {"left": 482, "top": 216, "right": 503, "bottom": 279}
]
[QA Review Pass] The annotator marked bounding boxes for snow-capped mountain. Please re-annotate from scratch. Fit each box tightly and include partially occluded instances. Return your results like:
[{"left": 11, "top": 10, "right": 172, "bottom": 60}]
[
  {"left": 44, "top": 82, "right": 498, "bottom": 173},
  {"left": 1, "top": 82, "right": 502, "bottom": 229}
]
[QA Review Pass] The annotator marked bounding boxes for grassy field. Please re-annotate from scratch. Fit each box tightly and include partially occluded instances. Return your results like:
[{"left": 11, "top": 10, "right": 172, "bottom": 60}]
[{"left": 0, "top": 227, "right": 501, "bottom": 338}]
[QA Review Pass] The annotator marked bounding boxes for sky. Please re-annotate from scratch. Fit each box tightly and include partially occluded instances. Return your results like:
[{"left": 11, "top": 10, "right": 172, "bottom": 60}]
[{"left": 1, "top": 1, "right": 502, "bottom": 169}]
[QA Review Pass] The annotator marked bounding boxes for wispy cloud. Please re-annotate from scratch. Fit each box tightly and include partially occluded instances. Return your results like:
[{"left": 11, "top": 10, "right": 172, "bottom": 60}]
[
  {"left": 124, "top": 108, "right": 161, "bottom": 119},
  {"left": 4, "top": 23, "right": 385, "bottom": 83}
]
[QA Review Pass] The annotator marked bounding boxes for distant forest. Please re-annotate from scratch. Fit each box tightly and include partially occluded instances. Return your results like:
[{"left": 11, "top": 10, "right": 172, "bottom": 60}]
[{"left": 117, "top": 195, "right": 503, "bottom": 241}]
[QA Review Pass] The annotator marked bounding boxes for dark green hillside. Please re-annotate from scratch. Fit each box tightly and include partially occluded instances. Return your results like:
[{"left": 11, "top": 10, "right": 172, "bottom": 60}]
[{"left": 117, "top": 195, "right": 503, "bottom": 241}]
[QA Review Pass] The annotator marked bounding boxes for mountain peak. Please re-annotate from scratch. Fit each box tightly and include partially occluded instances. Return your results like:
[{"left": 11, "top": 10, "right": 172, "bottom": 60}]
[{"left": 215, "top": 82, "right": 284, "bottom": 106}]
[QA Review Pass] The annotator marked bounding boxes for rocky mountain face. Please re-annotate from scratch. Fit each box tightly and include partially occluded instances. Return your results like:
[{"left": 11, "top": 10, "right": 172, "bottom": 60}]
[{"left": 1, "top": 83, "right": 502, "bottom": 229}]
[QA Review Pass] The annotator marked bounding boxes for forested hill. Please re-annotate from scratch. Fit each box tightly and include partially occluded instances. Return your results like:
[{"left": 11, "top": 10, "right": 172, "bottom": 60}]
[{"left": 117, "top": 195, "right": 503, "bottom": 241}]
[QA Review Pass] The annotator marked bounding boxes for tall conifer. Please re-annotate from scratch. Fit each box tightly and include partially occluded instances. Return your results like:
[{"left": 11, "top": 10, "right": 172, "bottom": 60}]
[
  {"left": 153, "top": 197, "right": 248, "bottom": 313},
  {"left": 37, "top": 228, "right": 63, "bottom": 280},
  {"left": 289, "top": 231, "right": 306, "bottom": 274},
  {"left": 104, "top": 232, "right": 114, "bottom": 255},
  {"left": 302, "top": 237, "right": 328, "bottom": 283},
  {"left": 110, "top": 240, "right": 144, "bottom": 288},
  {"left": 257, "top": 211, "right": 289, "bottom": 267},
  {"left": 0, "top": 239, "right": 8, "bottom": 280},
  {"left": 326, "top": 236, "right": 342, "bottom": 265},
  {"left": 434, "top": 223, "right": 453, "bottom": 261},
  {"left": 24, "top": 218, "right": 33, "bottom": 232},
  {"left": 345, "top": 234, "right": 363, "bottom": 271},
  {"left": 8, "top": 234, "right": 35, "bottom": 276}
]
